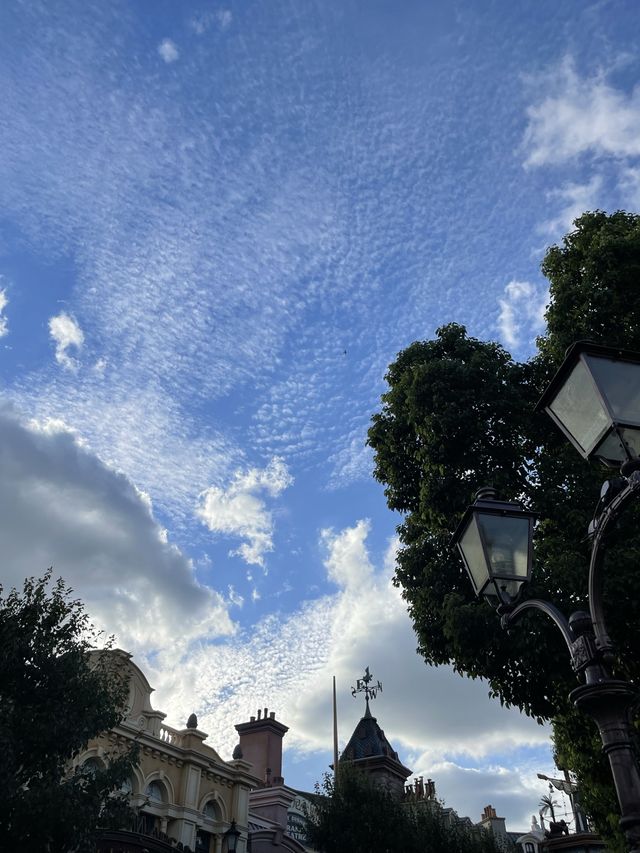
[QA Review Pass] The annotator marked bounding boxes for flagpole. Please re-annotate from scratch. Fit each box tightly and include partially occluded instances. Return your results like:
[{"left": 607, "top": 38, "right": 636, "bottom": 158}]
[{"left": 332, "top": 675, "right": 339, "bottom": 787}]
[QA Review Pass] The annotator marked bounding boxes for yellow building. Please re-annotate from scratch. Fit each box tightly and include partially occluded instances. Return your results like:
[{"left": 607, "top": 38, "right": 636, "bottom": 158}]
[{"left": 78, "top": 650, "right": 258, "bottom": 853}]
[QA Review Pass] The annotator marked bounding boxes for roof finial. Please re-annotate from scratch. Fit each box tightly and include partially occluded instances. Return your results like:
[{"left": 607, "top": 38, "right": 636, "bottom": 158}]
[{"left": 351, "top": 666, "right": 382, "bottom": 716}]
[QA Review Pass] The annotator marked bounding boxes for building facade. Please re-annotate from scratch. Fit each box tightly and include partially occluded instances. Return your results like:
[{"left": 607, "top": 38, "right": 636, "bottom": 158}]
[{"left": 79, "top": 650, "right": 258, "bottom": 852}]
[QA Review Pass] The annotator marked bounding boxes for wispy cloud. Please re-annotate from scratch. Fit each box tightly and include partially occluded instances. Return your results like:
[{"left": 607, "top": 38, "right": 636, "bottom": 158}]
[
  {"left": 197, "top": 457, "right": 293, "bottom": 567},
  {"left": 538, "top": 175, "right": 603, "bottom": 236},
  {"left": 217, "top": 10, "right": 233, "bottom": 29},
  {"left": 523, "top": 57, "right": 640, "bottom": 167},
  {"left": 158, "top": 38, "right": 179, "bottom": 63},
  {"left": 49, "top": 312, "right": 84, "bottom": 370},
  {"left": 0, "top": 287, "right": 8, "bottom": 337},
  {"left": 497, "top": 280, "right": 548, "bottom": 350},
  {"left": 190, "top": 8, "right": 233, "bottom": 35}
]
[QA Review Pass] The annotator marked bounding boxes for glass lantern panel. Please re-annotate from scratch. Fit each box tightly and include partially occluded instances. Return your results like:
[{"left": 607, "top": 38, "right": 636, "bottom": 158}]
[
  {"left": 458, "top": 516, "right": 490, "bottom": 595},
  {"left": 477, "top": 514, "right": 530, "bottom": 581},
  {"left": 585, "top": 355, "right": 640, "bottom": 425},
  {"left": 593, "top": 426, "right": 640, "bottom": 465},
  {"left": 487, "top": 577, "right": 523, "bottom": 604},
  {"left": 548, "top": 358, "right": 610, "bottom": 453}
]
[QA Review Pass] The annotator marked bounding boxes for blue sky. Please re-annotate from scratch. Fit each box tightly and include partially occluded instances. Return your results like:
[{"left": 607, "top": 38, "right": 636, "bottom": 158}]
[{"left": 2, "top": 0, "right": 640, "bottom": 830}]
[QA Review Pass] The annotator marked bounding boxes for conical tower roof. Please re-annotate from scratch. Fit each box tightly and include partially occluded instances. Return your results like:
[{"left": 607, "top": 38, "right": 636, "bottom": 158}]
[
  {"left": 340, "top": 668, "right": 412, "bottom": 798},
  {"left": 340, "top": 703, "right": 402, "bottom": 763}
]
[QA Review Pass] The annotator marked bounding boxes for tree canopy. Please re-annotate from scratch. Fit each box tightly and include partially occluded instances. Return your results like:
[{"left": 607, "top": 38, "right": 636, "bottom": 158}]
[
  {"left": 0, "top": 570, "right": 136, "bottom": 852},
  {"left": 305, "top": 766, "right": 501, "bottom": 853},
  {"left": 367, "top": 211, "right": 640, "bottom": 849}
]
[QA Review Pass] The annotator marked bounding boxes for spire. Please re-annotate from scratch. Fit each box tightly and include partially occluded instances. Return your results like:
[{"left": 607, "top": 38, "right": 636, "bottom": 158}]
[{"left": 340, "top": 667, "right": 411, "bottom": 798}]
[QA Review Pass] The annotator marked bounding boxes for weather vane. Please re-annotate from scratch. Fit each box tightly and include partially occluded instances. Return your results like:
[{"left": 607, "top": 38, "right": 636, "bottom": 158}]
[{"left": 351, "top": 666, "right": 382, "bottom": 713}]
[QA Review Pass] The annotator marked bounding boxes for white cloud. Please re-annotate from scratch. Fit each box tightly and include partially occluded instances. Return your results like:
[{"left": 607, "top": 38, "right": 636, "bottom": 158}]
[
  {"left": 497, "top": 280, "right": 548, "bottom": 350},
  {"left": 145, "top": 520, "right": 549, "bottom": 828},
  {"left": 0, "top": 405, "right": 233, "bottom": 657},
  {"left": 408, "top": 758, "right": 558, "bottom": 831},
  {"left": 321, "top": 519, "right": 373, "bottom": 589},
  {"left": 196, "top": 457, "right": 293, "bottom": 567},
  {"left": 539, "top": 175, "right": 603, "bottom": 237},
  {"left": 190, "top": 9, "right": 232, "bottom": 34},
  {"left": 0, "top": 287, "right": 8, "bottom": 337},
  {"left": 524, "top": 57, "right": 640, "bottom": 167},
  {"left": 217, "top": 10, "right": 233, "bottom": 29},
  {"left": 227, "top": 585, "right": 244, "bottom": 608},
  {"left": 48, "top": 311, "right": 84, "bottom": 370},
  {"left": 619, "top": 165, "right": 640, "bottom": 209},
  {"left": 158, "top": 39, "right": 179, "bottom": 63}
]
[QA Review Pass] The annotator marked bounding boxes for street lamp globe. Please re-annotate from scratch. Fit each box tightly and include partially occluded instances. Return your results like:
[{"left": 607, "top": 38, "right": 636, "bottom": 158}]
[
  {"left": 452, "top": 487, "right": 535, "bottom": 607},
  {"left": 536, "top": 341, "right": 640, "bottom": 473}
]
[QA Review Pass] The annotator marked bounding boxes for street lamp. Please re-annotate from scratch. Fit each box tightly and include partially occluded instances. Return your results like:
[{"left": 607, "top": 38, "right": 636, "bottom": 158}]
[
  {"left": 223, "top": 819, "right": 241, "bottom": 853},
  {"left": 452, "top": 487, "right": 535, "bottom": 607},
  {"left": 452, "top": 341, "right": 640, "bottom": 853},
  {"left": 537, "top": 341, "right": 640, "bottom": 473}
]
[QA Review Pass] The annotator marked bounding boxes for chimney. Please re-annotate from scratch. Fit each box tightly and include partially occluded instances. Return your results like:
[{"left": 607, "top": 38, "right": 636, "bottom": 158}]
[{"left": 235, "top": 708, "right": 289, "bottom": 786}]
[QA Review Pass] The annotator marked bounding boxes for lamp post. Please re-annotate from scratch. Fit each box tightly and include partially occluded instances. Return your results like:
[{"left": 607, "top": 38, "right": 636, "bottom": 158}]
[
  {"left": 223, "top": 819, "right": 241, "bottom": 853},
  {"left": 452, "top": 341, "right": 640, "bottom": 853}
]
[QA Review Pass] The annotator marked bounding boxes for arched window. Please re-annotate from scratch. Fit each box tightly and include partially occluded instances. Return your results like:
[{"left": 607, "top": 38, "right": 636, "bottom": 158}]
[
  {"left": 203, "top": 800, "right": 220, "bottom": 821},
  {"left": 82, "top": 757, "right": 103, "bottom": 776},
  {"left": 145, "top": 780, "right": 166, "bottom": 804},
  {"left": 524, "top": 843, "right": 536, "bottom": 853}
]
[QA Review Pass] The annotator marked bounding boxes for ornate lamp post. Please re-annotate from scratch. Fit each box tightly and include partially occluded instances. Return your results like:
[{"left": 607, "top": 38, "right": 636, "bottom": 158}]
[
  {"left": 223, "top": 819, "right": 241, "bottom": 853},
  {"left": 452, "top": 341, "right": 640, "bottom": 853}
]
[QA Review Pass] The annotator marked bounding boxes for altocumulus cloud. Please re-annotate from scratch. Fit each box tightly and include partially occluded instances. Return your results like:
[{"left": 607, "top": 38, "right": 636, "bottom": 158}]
[
  {"left": 0, "top": 405, "right": 233, "bottom": 657},
  {"left": 145, "top": 519, "right": 549, "bottom": 826},
  {"left": 48, "top": 311, "right": 84, "bottom": 370},
  {"left": 196, "top": 457, "right": 293, "bottom": 567},
  {"left": 0, "top": 287, "right": 8, "bottom": 337}
]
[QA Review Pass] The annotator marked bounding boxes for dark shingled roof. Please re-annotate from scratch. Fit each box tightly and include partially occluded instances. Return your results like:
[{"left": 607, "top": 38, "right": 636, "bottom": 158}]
[{"left": 340, "top": 706, "right": 400, "bottom": 763}]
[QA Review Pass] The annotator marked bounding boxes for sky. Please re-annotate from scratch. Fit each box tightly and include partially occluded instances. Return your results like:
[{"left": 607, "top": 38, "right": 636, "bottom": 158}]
[{"left": 2, "top": 0, "right": 640, "bottom": 832}]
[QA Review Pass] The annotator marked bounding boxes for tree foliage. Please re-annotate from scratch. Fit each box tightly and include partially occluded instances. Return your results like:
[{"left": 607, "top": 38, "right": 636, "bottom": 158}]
[
  {"left": 0, "top": 570, "right": 136, "bottom": 852},
  {"left": 367, "top": 211, "right": 640, "bottom": 849},
  {"left": 305, "top": 766, "right": 501, "bottom": 853}
]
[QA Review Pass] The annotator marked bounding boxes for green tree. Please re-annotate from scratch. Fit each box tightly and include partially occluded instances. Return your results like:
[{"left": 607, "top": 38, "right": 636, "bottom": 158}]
[
  {"left": 0, "top": 570, "right": 137, "bottom": 852},
  {"left": 367, "top": 211, "right": 640, "bottom": 850},
  {"left": 305, "top": 766, "right": 500, "bottom": 853}
]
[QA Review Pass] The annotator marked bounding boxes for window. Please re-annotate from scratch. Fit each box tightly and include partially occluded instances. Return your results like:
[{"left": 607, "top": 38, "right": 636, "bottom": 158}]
[
  {"left": 139, "top": 812, "right": 158, "bottom": 836},
  {"left": 82, "top": 757, "right": 103, "bottom": 776},
  {"left": 196, "top": 829, "right": 213, "bottom": 853},
  {"left": 203, "top": 800, "right": 220, "bottom": 821},
  {"left": 524, "top": 843, "right": 535, "bottom": 853},
  {"left": 145, "top": 781, "right": 165, "bottom": 803}
]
